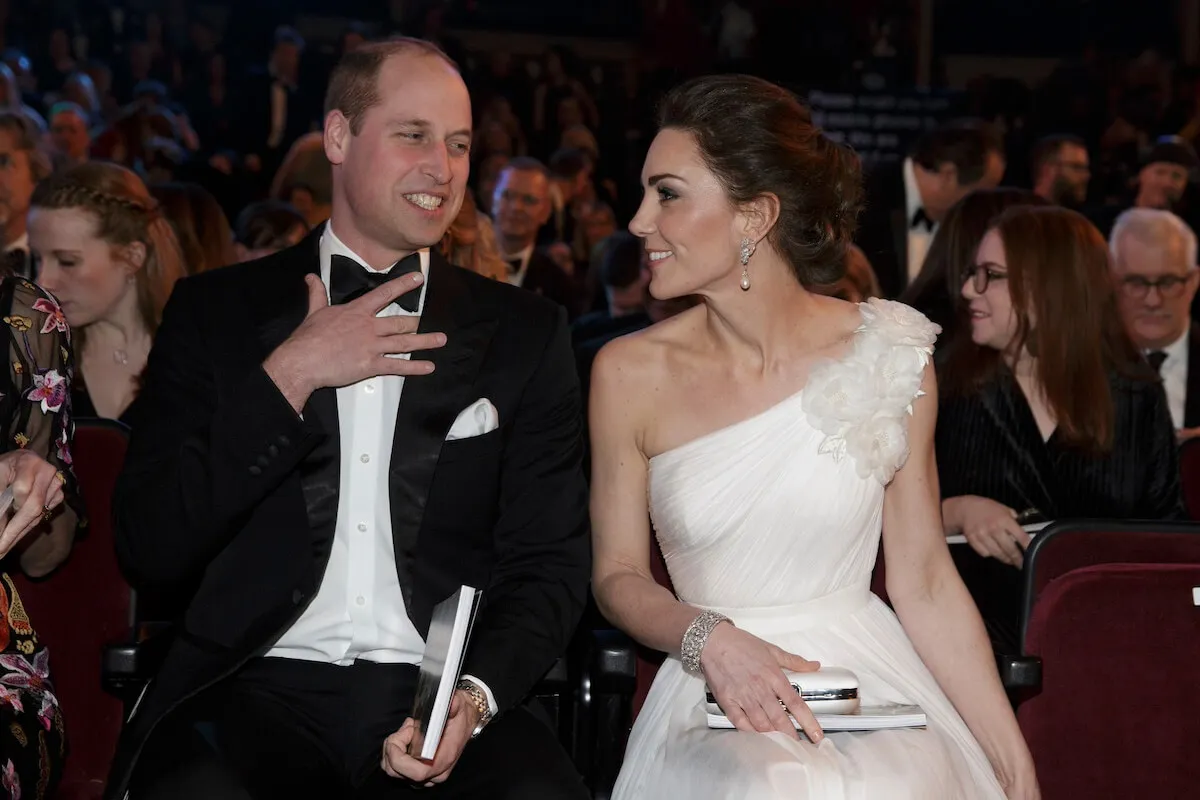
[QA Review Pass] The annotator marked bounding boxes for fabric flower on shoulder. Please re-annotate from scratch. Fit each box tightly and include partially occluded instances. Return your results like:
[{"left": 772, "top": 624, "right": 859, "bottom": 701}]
[
  {"left": 859, "top": 297, "right": 941, "bottom": 349},
  {"left": 803, "top": 301, "right": 940, "bottom": 485}
]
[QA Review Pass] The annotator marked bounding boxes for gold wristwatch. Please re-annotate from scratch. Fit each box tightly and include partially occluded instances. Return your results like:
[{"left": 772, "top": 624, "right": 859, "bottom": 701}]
[{"left": 456, "top": 679, "right": 493, "bottom": 737}]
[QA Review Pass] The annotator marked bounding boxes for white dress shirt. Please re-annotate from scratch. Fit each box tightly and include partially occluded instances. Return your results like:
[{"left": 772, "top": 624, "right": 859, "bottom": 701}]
[
  {"left": 903, "top": 157, "right": 936, "bottom": 284},
  {"left": 1150, "top": 328, "right": 1189, "bottom": 430},
  {"left": 267, "top": 223, "right": 496, "bottom": 713}
]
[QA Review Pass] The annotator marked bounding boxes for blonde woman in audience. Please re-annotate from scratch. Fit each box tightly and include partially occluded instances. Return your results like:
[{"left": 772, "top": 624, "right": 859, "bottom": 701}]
[
  {"left": 937, "top": 205, "right": 1180, "bottom": 654},
  {"left": 27, "top": 162, "right": 186, "bottom": 424},
  {"left": 441, "top": 193, "right": 508, "bottom": 281}
]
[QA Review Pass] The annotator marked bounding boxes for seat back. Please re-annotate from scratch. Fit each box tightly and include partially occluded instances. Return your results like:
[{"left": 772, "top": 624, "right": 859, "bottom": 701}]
[
  {"left": 1020, "top": 520, "right": 1200, "bottom": 645},
  {"left": 1017, "top": 563, "right": 1200, "bottom": 798},
  {"left": 1180, "top": 438, "right": 1200, "bottom": 520},
  {"left": 11, "top": 418, "right": 131, "bottom": 799}
]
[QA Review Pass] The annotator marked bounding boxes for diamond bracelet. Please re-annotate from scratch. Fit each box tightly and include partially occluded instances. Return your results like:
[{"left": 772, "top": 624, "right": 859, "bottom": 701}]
[{"left": 680, "top": 609, "right": 733, "bottom": 674}]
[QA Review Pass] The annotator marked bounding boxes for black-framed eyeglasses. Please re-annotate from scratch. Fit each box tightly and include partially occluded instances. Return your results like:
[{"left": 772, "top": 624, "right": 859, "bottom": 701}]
[
  {"left": 964, "top": 262, "right": 1008, "bottom": 294},
  {"left": 1119, "top": 275, "right": 1193, "bottom": 299}
]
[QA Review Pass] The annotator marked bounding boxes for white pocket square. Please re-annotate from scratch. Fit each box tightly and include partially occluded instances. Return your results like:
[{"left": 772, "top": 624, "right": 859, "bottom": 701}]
[{"left": 446, "top": 398, "right": 499, "bottom": 441}]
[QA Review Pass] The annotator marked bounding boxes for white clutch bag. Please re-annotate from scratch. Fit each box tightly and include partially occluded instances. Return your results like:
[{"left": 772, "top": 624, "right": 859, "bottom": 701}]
[{"left": 705, "top": 666, "right": 861, "bottom": 717}]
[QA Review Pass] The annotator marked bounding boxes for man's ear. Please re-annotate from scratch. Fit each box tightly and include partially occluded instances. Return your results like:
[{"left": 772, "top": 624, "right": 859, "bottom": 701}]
[{"left": 325, "top": 111, "right": 351, "bottom": 166}]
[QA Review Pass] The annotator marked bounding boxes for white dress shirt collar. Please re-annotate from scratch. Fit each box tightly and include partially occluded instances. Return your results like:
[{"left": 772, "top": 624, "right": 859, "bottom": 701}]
[{"left": 319, "top": 221, "right": 430, "bottom": 315}]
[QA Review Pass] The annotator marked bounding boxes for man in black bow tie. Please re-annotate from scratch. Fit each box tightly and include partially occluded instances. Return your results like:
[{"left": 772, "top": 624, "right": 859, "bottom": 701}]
[
  {"left": 855, "top": 119, "right": 1006, "bottom": 298},
  {"left": 0, "top": 111, "right": 49, "bottom": 280},
  {"left": 109, "top": 37, "right": 590, "bottom": 800}
]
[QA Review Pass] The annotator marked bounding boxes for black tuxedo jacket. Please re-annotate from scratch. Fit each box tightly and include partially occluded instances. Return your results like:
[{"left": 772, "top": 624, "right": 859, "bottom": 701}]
[
  {"left": 854, "top": 162, "right": 909, "bottom": 299},
  {"left": 104, "top": 230, "right": 590, "bottom": 798}
]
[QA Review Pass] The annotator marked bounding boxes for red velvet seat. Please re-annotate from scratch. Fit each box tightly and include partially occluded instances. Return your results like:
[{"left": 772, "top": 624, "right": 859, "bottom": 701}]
[
  {"left": 11, "top": 419, "right": 131, "bottom": 800},
  {"left": 1178, "top": 438, "right": 1200, "bottom": 520},
  {"left": 1019, "top": 520, "right": 1200, "bottom": 645},
  {"left": 1017, "top": 562, "right": 1200, "bottom": 798}
]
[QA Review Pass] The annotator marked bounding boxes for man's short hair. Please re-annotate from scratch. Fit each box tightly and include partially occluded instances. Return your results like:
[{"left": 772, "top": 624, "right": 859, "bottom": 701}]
[
  {"left": 1030, "top": 133, "right": 1086, "bottom": 175},
  {"left": 324, "top": 37, "right": 458, "bottom": 136},
  {"left": 910, "top": 119, "right": 1003, "bottom": 185},
  {"left": 0, "top": 110, "right": 51, "bottom": 181},
  {"left": 1110, "top": 207, "right": 1198, "bottom": 271},
  {"left": 501, "top": 156, "right": 551, "bottom": 182},
  {"left": 548, "top": 148, "right": 590, "bottom": 180}
]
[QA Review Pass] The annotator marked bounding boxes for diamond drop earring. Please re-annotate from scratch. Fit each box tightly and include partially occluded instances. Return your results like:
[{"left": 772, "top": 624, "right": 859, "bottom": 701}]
[{"left": 739, "top": 238, "right": 753, "bottom": 291}]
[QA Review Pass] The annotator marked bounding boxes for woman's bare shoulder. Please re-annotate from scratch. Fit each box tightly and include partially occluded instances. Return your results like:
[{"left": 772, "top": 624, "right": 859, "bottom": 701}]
[{"left": 592, "top": 307, "right": 704, "bottom": 390}]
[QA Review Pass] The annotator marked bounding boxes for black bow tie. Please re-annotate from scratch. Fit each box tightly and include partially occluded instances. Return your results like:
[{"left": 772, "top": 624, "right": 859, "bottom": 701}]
[
  {"left": 1148, "top": 350, "right": 1168, "bottom": 374},
  {"left": 328, "top": 253, "right": 423, "bottom": 312},
  {"left": 910, "top": 208, "right": 935, "bottom": 232}
]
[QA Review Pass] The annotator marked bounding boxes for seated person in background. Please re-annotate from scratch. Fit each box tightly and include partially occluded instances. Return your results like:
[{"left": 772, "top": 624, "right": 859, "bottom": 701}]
[
  {"left": 901, "top": 189, "right": 1048, "bottom": 352},
  {"left": 440, "top": 193, "right": 508, "bottom": 282},
  {"left": 937, "top": 205, "right": 1181, "bottom": 654},
  {"left": 233, "top": 200, "right": 310, "bottom": 262},
  {"left": 814, "top": 243, "right": 881, "bottom": 302},
  {"left": 27, "top": 162, "right": 187, "bottom": 425},
  {"left": 572, "top": 232, "right": 651, "bottom": 397},
  {"left": 1108, "top": 208, "right": 1200, "bottom": 441},
  {"left": 491, "top": 157, "right": 582, "bottom": 316},
  {"left": 0, "top": 275, "right": 80, "bottom": 799},
  {"left": 150, "top": 182, "right": 236, "bottom": 274}
]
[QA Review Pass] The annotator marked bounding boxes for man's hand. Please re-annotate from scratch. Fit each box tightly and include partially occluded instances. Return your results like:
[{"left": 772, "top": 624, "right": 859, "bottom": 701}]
[
  {"left": 263, "top": 273, "right": 447, "bottom": 413},
  {"left": 381, "top": 690, "right": 482, "bottom": 787},
  {"left": 1178, "top": 426, "right": 1200, "bottom": 444},
  {"left": 0, "top": 450, "right": 65, "bottom": 560}
]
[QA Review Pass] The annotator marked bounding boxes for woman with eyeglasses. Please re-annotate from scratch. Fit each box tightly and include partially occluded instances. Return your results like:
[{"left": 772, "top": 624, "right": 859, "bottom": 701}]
[{"left": 935, "top": 205, "right": 1182, "bottom": 655}]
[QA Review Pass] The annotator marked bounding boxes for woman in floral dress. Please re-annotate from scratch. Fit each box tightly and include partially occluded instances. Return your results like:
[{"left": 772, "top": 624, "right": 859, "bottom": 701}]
[{"left": 0, "top": 276, "right": 80, "bottom": 800}]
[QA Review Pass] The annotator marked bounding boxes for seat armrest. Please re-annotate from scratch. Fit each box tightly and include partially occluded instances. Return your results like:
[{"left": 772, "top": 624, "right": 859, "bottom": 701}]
[
  {"left": 997, "top": 654, "right": 1042, "bottom": 689},
  {"left": 588, "top": 629, "right": 637, "bottom": 695}
]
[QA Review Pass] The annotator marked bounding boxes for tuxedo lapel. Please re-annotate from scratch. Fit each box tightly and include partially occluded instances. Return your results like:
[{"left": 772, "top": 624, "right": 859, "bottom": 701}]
[
  {"left": 252, "top": 228, "right": 341, "bottom": 563},
  {"left": 389, "top": 252, "right": 498, "bottom": 608},
  {"left": 1186, "top": 325, "right": 1200, "bottom": 428}
]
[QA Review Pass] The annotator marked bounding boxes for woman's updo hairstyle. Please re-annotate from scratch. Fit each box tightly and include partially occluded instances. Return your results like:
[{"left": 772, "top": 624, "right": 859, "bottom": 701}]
[{"left": 657, "top": 74, "right": 863, "bottom": 287}]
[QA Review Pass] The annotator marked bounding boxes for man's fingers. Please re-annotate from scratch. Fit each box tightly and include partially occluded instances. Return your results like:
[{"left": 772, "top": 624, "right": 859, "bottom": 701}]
[
  {"left": 355, "top": 272, "right": 424, "bottom": 314},
  {"left": 375, "top": 315, "right": 422, "bottom": 336},
  {"left": 378, "top": 332, "right": 447, "bottom": 355},
  {"left": 304, "top": 274, "right": 329, "bottom": 316},
  {"left": 374, "top": 356, "right": 437, "bottom": 377}
]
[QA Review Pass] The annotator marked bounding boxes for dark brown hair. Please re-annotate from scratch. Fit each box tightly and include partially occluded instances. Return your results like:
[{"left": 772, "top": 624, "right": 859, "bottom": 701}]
[
  {"left": 150, "top": 182, "right": 235, "bottom": 274},
  {"left": 903, "top": 188, "right": 1048, "bottom": 339},
  {"left": 943, "top": 206, "right": 1147, "bottom": 453},
  {"left": 657, "top": 74, "right": 862, "bottom": 287},
  {"left": 324, "top": 37, "right": 457, "bottom": 135},
  {"left": 910, "top": 119, "right": 1003, "bottom": 186}
]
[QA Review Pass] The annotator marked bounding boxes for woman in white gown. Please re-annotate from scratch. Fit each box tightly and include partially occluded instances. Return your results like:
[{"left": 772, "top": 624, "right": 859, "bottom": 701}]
[{"left": 589, "top": 74, "right": 1039, "bottom": 799}]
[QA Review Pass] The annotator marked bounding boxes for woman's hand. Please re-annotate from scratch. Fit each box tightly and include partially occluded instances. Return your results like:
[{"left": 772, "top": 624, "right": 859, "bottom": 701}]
[
  {"left": 699, "top": 622, "right": 824, "bottom": 742},
  {"left": 949, "top": 495, "right": 1031, "bottom": 568},
  {"left": 0, "top": 450, "right": 65, "bottom": 559}
]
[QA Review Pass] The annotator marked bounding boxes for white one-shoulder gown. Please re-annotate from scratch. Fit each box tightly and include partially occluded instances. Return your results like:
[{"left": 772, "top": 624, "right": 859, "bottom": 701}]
[{"left": 612, "top": 300, "right": 1006, "bottom": 799}]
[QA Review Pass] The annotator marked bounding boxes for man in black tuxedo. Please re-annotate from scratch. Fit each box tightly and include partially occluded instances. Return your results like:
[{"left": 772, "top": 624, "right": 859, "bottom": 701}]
[
  {"left": 1109, "top": 207, "right": 1200, "bottom": 438},
  {"left": 107, "top": 38, "right": 590, "bottom": 800},
  {"left": 855, "top": 120, "right": 1005, "bottom": 298},
  {"left": 491, "top": 158, "right": 583, "bottom": 317}
]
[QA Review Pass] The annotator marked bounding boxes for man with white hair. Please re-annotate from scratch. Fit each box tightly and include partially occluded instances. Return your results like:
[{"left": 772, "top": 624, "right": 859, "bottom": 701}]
[{"left": 1109, "top": 207, "right": 1200, "bottom": 438}]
